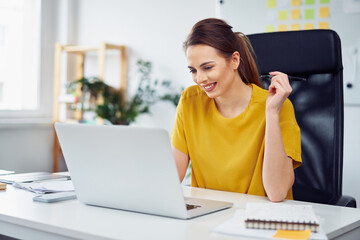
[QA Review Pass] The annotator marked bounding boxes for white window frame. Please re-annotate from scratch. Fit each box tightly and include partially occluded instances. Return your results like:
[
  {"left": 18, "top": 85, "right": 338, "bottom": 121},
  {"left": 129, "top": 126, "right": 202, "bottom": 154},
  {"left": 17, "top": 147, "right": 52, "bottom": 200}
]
[{"left": 0, "top": 0, "right": 55, "bottom": 125}]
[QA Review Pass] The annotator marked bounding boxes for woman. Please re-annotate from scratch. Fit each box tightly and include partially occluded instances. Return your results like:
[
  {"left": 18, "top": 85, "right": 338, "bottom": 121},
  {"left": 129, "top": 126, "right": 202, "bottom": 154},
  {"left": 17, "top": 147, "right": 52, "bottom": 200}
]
[{"left": 171, "top": 18, "right": 301, "bottom": 202}]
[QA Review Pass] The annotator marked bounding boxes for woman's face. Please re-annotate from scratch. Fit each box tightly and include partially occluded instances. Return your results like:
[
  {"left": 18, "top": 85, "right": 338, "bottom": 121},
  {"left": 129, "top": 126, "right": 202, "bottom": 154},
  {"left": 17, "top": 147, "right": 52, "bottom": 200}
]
[{"left": 186, "top": 44, "right": 239, "bottom": 99}]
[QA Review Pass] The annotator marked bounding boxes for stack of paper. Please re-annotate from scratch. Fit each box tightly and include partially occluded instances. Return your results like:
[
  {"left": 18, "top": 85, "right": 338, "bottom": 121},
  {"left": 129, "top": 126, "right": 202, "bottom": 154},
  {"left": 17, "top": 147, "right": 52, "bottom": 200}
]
[{"left": 13, "top": 180, "right": 75, "bottom": 194}]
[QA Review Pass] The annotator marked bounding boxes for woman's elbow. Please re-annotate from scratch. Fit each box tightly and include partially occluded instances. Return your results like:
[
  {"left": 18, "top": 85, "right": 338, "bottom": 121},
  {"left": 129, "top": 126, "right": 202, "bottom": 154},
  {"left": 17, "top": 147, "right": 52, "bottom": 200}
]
[{"left": 267, "top": 191, "right": 287, "bottom": 202}]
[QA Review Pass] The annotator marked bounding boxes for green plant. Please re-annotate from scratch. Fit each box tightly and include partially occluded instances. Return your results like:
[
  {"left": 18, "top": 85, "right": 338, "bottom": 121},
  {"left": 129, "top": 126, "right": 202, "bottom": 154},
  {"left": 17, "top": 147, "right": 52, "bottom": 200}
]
[{"left": 67, "top": 60, "right": 182, "bottom": 125}]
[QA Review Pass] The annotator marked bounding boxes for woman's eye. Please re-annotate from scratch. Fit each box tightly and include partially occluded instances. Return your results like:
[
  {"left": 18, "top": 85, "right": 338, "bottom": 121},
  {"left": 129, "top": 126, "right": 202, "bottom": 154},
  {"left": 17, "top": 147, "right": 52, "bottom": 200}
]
[
  {"left": 204, "top": 66, "right": 213, "bottom": 70},
  {"left": 189, "top": 69, "right": 196, "bottom": 74}
]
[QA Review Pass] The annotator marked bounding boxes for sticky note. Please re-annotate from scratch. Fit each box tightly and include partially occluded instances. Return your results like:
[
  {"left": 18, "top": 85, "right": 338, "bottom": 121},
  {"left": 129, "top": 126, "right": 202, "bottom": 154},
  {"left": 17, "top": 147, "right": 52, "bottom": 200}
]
[
  {"left": 291, "top": 23, "right": 301, "bottom": 30},
  {"left": 304, "top": 9, "right": 315, "bottom": 19},
  {"left": 273, "top": 230, "right": 311, "bottom": 240},
  {"left": 266, "top": 25, "right": 276, "bottom": 32},
  {"left": 305, "top": 0, "right": 315, "bottom": 5},
  {"left": 320, "top": 0, "right": 330, "bottom": 4},
  {"left": 292, "top": 0, "right": 301, "bottom": 6},
  {"left": 291, "top": 9, "right": 301, "bottom": 19},
  {"left": 278, "top": 10, "right": 288, "bottom": 20},
  {"left": 319, "top": 22, "right": 329, "bottom": 29},
  {"left": 267, "top": 0, "right": 277, "bottom": 8},
  {"left": 319, "top": 7, "right": 330, "bottom": 18},
  {"left": 278, "top": 24, "right": 288, "bottom": 31},
  {"left": 304, "top": 23, "right": 314, "bottom": 30}
]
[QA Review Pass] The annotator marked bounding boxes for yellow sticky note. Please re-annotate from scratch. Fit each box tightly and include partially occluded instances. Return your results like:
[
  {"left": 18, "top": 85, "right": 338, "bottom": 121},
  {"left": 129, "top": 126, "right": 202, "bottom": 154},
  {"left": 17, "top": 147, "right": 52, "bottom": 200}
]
[
  {"left": 268, "top": 0, "right": 277, "bottom": 8},
  {"left": 266, "top": 25, "right": 276, "bottom": 32},
  {"left": 291, "top": 23, "right": 301, "bottom": 30},
  {"left": 304, "top": 23, "right": 314, "bottom": 30},
  {"left": 291, "top": 9, "right": 301, "bottom": 19},
  {"left": 319, "top": 7, "right": 330, "bottom": 18},
  {"left": 278, "top": 24, "right": 288, "bottom": 31},
  {"left": 319, "top": 22, "right": 329, "bottom": 29},
  {"left": 292, "top": 0, "right": 301, "bottom": 6},
  {"left": 273, "top": 230, "right": 311, "bottom": 240},
  {"left": 278, "top": 10, "right": 288, "bottom": 20}
]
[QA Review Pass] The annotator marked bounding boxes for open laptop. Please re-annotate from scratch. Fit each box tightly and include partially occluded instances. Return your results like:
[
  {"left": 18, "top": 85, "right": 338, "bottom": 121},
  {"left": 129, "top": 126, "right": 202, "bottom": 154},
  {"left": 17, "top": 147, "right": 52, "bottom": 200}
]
[{"left": 55, "top": 123, "right": 232, "bottom": 219}]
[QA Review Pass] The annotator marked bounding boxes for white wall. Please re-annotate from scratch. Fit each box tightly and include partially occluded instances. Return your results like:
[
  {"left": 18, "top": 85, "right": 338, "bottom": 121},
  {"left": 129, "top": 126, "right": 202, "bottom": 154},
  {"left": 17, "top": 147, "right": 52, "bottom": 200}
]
[{"left": 343, "top": 107, "right": 360, "bottom": 206}]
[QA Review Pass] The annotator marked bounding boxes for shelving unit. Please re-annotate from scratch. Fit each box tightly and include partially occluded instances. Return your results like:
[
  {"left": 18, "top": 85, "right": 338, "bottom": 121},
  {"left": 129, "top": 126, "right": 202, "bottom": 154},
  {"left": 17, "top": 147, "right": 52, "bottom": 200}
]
[{"left": 52, "top": 42, "right": 127, "bottom": 172}]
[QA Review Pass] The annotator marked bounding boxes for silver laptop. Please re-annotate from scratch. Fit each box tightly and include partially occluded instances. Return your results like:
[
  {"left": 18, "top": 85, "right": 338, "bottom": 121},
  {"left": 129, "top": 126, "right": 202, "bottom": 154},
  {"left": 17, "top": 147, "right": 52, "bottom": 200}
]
[{"left": 55, "top": 123, "right": 232, "bottom": 219}]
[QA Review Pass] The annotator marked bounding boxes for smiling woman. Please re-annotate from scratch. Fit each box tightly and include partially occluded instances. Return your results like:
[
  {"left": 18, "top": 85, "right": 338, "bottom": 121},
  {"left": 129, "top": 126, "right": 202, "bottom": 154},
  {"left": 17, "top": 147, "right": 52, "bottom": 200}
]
[{"left": 171, "top": 18, "right": 302, "bottom": 202}]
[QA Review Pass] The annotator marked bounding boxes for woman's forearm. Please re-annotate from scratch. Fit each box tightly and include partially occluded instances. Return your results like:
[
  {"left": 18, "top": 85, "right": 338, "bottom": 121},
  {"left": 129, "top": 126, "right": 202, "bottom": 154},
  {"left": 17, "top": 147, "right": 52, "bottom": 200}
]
[{"left": 263, "top": 112, "right": 294, "bottom": 202}]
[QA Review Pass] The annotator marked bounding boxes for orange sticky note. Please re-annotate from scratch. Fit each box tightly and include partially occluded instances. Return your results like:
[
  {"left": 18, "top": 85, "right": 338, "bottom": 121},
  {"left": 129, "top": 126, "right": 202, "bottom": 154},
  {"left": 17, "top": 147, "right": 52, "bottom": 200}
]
[
  {"left": 278, "top": 24, "right": 288, "bottom": 31},
  {"left": 319, "top": 22, "right": 329, "bottom": 29},
  {"left": 291, "top": 9, "right": 301, "bottom": 19},
  {"left": 319, "top": 7, "right": 330, "bottom": 18},
  {"left": 304, "top": 23, "right": 314, "bottom": 30},
  {"left": 291, "top": 0, "right": 301, "bottom": 6},
  {"left": 291, "top": 23, "right": 301, "bottom": 30},
  {"left": 273, "top": 230, "right": 311, "bottom": 240}
]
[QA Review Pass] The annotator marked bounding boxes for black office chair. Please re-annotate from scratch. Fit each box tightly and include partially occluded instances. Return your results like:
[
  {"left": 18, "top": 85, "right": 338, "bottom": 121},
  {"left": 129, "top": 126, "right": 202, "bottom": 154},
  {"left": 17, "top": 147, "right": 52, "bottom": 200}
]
[{"left": 248, "top": 30, "right": 356, "bottom": 208}]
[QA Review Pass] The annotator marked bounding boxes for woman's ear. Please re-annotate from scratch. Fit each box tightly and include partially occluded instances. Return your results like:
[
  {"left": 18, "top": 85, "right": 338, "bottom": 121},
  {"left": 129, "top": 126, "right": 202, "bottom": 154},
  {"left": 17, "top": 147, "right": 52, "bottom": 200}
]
[{"left": 231, "top": 51, "right": 240, "bottom": 70}]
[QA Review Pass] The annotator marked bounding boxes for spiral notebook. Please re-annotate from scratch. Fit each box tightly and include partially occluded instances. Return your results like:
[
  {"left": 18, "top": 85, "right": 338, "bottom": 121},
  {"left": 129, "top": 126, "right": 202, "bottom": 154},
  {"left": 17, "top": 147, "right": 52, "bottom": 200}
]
[{"left": 244, "top": 203, "right": 320, "bottom": 232}]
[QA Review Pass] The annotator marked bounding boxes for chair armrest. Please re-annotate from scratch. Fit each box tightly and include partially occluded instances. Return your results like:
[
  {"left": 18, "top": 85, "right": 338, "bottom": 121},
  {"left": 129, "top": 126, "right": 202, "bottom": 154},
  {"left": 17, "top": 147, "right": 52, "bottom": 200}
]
[{"left": 329, "top": 195, "right": 357, "bottom": 208}]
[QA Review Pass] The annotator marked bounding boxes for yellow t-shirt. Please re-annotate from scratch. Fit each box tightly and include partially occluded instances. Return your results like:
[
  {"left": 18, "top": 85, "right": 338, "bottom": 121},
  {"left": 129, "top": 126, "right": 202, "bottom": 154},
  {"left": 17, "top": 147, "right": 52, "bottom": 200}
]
[{"left": 171, "top": 84, "right": 302, "bottom": 199}]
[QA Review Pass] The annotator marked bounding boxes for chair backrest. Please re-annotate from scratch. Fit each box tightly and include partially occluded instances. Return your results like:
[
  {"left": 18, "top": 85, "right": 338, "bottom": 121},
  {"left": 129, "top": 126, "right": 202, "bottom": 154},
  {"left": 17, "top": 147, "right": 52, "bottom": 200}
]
[{"left": 248, "top": 30, "right": 344, "bottom": 204}]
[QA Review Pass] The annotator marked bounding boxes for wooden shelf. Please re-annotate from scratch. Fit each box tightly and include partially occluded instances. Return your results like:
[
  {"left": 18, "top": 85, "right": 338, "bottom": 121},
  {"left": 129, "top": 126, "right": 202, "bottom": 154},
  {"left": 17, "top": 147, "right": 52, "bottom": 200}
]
[{"left": 52, "top": 42, "right": 127, "bottom": 172}]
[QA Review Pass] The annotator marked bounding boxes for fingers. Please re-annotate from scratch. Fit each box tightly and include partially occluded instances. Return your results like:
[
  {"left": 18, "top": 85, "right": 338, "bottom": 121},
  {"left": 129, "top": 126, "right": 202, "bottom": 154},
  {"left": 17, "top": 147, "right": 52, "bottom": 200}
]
[{"left": 268, "top": 71, "right": 292, "bottom": 97}]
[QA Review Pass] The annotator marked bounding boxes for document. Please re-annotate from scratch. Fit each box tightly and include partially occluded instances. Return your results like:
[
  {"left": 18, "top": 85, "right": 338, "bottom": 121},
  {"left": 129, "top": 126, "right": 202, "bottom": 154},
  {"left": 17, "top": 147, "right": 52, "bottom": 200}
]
[{"left": 13, "top": 180, "right": 74, "bottom": 194}]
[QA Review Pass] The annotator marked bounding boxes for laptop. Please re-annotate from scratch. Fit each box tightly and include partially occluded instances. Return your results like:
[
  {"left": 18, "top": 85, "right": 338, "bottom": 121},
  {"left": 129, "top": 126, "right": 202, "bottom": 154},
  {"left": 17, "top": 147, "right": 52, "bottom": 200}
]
[{"left": 55, "top": 123, "right": 233, "bottom": 219}]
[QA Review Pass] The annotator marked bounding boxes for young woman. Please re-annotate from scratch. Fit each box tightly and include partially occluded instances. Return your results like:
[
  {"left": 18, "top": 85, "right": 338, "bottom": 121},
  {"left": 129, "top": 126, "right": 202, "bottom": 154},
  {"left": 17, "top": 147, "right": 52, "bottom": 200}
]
[{"left": 171, "top": 18, "right": 301, "bottom": 202}]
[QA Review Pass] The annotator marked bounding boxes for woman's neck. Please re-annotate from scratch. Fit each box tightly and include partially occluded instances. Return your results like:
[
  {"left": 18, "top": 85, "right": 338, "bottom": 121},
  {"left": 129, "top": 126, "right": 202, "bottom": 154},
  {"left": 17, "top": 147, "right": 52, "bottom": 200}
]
[{"left": 214, "top": 78, "right": 253, "bottom": 118}]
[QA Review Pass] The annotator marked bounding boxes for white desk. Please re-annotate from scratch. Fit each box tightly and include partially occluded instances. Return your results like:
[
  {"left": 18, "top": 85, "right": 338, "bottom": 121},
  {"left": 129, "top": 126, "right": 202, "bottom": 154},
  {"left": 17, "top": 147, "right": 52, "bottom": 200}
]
[{"left": 0, "top": 185, "right": 359, "bottom": 240}]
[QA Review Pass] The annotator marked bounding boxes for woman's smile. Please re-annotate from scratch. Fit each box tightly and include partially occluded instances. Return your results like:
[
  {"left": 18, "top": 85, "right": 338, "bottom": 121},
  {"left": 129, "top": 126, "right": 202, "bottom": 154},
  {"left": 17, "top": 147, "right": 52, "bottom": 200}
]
[{"left": 202, "top": 82, "right": 217, "bottom": 92}]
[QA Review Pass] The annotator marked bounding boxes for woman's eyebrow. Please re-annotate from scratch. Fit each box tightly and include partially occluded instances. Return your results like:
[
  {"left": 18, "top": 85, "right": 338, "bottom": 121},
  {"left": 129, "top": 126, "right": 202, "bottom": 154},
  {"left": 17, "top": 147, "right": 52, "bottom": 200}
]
[{"left": 188, "top": 61, "right": 215, "bottom": 69}]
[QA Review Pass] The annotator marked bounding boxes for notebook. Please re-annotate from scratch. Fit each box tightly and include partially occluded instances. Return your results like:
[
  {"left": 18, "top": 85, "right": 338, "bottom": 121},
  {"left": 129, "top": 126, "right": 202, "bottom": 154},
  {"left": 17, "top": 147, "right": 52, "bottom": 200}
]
[
  {"left": 54, "top": 123, "right": 233, "bottom": 219},
  {"left": 244, "top": 202, "right": 320, "bottom": 232}
]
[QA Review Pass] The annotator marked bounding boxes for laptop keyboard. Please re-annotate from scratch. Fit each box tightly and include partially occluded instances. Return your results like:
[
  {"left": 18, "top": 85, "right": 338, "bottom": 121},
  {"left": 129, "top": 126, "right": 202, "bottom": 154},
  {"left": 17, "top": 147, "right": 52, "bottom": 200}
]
[{"left": 186, "top": 204, "right": 201, "bottom": 210}]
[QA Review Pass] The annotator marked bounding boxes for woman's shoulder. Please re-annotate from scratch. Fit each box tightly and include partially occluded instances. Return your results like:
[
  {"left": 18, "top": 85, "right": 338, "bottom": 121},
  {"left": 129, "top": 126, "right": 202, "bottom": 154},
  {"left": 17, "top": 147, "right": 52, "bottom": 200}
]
[
  {"left": 251, "top": 84, "right": 268, "bottom": 104},
  {"left": 181, "top": 85, "right": 205, "bottom": 101}
]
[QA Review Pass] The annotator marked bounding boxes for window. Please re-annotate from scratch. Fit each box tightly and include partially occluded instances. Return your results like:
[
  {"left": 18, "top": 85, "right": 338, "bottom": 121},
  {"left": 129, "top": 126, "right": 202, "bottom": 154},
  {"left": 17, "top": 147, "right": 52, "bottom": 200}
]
[{"left": 0, "top": 0, "right": 40, "bottom": 112}]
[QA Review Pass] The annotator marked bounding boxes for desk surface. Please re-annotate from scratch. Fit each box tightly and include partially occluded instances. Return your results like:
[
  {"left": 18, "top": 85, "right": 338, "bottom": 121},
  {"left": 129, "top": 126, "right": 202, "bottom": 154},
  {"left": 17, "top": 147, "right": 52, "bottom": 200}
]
[{"left": 0, "top": 185, "right": 359, "bottom": 240}]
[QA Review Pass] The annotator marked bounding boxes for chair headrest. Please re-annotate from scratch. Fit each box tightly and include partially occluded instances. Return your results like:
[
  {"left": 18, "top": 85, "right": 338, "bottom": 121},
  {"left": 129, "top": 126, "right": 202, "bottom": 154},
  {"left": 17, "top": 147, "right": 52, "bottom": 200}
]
[{"left": 248, "top": 30, "right": 343, "bottom": 76}]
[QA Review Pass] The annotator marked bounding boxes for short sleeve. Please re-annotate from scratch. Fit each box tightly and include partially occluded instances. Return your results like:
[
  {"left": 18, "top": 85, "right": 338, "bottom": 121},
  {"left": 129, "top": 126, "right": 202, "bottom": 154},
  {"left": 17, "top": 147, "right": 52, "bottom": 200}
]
[
  {"left": 279, "top": 99, "right": 302, "bottom": 169},
  {"left": 171, "top": 93, "right": 189, "bottom": 155}
]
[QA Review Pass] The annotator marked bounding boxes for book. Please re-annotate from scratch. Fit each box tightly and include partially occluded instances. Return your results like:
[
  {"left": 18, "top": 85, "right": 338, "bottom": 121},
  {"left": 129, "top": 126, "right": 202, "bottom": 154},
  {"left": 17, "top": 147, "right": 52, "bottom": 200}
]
[{"left": 244, "top": 202, "right": 320, "bottom": 232}]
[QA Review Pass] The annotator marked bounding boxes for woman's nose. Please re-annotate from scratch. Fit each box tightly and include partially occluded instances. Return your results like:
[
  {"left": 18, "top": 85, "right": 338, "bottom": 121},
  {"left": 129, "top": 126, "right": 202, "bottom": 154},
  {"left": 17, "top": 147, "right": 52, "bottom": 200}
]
[{"left": 196, "top": 71, "right": 207, "bottom": 84}]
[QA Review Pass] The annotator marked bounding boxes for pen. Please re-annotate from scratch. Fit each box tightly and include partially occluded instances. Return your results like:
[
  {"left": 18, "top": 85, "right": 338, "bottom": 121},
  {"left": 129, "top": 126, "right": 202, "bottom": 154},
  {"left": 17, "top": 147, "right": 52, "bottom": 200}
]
[{"left": 260, "top": 75, "right": 306, "bottom": 82}]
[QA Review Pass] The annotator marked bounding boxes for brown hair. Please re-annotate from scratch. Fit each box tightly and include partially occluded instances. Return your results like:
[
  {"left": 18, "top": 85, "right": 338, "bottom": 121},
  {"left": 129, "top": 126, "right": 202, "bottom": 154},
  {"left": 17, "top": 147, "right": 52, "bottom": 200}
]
[{"left": 184, "top": 18, "right": 262, "bottom": 87}]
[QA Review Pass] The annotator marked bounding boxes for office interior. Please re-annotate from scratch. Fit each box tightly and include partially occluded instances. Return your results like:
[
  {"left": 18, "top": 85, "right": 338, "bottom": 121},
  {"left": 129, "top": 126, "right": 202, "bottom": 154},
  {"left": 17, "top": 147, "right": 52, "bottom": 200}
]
[{"left": 0, "top": 0, "right": 359, "bottom": 209}]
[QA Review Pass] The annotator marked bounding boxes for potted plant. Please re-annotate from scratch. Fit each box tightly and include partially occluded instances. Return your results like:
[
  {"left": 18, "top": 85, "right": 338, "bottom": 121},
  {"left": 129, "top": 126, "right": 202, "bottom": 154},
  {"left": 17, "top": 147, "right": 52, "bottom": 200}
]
[{"left": 67, "top": 60, "right": 182, "bottom": 125}]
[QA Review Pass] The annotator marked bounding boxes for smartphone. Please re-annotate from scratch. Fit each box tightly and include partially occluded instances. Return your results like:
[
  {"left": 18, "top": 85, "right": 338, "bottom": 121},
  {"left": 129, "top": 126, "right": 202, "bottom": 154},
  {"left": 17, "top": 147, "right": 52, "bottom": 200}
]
[{"left": 33, "top": 192, "right": 76, "bottom": 203}]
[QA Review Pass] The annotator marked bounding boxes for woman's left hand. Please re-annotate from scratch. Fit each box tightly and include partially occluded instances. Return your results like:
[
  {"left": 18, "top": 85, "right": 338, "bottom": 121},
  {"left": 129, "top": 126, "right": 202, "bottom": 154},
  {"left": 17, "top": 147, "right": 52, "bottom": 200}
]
[{"left": 266, "top": 71, "right": 292, "bottom": 114}]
